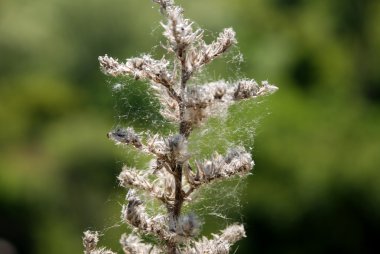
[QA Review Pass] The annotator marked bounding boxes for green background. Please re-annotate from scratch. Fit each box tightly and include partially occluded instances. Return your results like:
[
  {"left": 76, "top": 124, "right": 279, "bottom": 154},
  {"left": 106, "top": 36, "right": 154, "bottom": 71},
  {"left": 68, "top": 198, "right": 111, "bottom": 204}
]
[{"left": 1, "top": 0, "right": 380, "bottom": 253}]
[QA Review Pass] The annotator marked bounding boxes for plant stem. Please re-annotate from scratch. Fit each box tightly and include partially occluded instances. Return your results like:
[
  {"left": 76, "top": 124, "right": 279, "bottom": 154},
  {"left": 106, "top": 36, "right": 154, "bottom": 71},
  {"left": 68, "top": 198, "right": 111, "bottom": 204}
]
[{"left": 167, "top": 49, "right": 191, "bottom": 254}]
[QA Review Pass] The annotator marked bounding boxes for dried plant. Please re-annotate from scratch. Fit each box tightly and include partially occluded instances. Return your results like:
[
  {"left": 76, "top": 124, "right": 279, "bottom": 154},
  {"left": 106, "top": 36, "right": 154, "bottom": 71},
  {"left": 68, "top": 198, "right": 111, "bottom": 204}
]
[{"left": 84, "top": 0, "right": 277, "bottom": 253}]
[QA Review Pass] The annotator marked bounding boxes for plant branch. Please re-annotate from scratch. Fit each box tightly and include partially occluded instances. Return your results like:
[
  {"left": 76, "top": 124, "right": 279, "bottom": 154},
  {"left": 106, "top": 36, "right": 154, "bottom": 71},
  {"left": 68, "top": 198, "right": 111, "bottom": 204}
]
[
  {"left": 118, "top": 167, "right": 175, "bottom": 204},
  {"left": 184, "top": 147, "right": 253, "bottom": 198}
]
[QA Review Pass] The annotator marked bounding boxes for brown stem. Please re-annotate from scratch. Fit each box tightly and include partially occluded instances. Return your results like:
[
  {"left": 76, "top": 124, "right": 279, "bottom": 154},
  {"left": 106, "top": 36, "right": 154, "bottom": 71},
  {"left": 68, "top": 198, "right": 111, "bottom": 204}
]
[
  {"left": 166, "top": 17, "right": 195, "bottom": 250},
  {"left": 167, "top": 163, "right": 185, "bottom": 254},
  {"left": 167, "top": 55, "right": 191, "bottom": 254},
  {"left": 173, "top": 164, "right": 184, "bottom": 218}
]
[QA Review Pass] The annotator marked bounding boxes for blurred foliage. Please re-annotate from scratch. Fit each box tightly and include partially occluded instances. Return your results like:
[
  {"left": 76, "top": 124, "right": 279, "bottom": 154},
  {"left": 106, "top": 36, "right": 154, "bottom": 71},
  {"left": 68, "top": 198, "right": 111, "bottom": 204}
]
[{"left": 1, "top": 0, "right": 380, "bottom": 253}]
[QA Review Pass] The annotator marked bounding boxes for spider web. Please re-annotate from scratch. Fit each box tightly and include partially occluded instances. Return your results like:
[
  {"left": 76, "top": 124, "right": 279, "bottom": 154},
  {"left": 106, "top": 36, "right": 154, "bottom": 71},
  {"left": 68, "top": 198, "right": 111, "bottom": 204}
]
[{"left": 101, "top": 33, "right": 272, "bottom": 242}]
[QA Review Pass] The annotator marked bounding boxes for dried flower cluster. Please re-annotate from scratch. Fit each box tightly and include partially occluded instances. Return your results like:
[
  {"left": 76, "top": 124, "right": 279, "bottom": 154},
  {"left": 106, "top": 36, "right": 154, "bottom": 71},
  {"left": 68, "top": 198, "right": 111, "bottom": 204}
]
[{"left": 84, "top": 0, "right": 277, "bottom": 253}]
